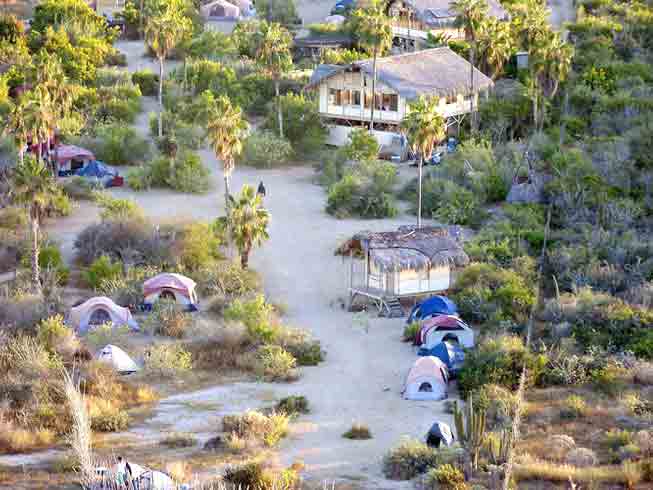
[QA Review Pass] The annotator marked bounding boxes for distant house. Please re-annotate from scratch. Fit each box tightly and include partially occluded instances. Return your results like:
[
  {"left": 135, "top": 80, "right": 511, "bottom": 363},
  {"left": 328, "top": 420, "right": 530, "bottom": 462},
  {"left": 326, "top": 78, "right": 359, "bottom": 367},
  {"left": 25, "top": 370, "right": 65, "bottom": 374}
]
[
  {"left": 91, "top": 0, "right": 126, "bottom": 17},
  {"left": 293, "top": 31, "right": 354, "bottom": 60},
  {"left": 305, "top": 47, "right": 493, "bottom": 146},
  {"left": 386, "top": 0, "right": 508, "bottom": 49},
  {"left": 336, "top": 226, "right": 469, "bottom": 316}
]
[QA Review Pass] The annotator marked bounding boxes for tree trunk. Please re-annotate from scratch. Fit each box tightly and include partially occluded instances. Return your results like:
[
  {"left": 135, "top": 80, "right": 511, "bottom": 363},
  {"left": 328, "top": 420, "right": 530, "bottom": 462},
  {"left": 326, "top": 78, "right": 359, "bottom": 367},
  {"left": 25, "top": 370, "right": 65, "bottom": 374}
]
[
  {"left": 19, "top": 148, "right": 24, "bottom": 166},
  {"left": 158, "top": 56, "right": 164, "bottom": 139},
  {"left": 369, "top": 45, "right": 378, "bottom": 132},
  {"left": 469, "top": 43, "right": 476, "bottom": 134},
  {"left": 224, "top": 172, "right": 231, "bottom": 213},
  {"left": 139, "top": 0, "right": 144, "bottom": 39},
  {"left": 30, "top": 215, "right": 42, "bottom": 295},
  {"left": 275, "top": 80, "right": 283, "bottom": 139},
  {"left": 241, "top": 244, "right": 251, "bottom": 269},
  {"left": 417, "top": 154, "right": 423, "bottom": 228}
]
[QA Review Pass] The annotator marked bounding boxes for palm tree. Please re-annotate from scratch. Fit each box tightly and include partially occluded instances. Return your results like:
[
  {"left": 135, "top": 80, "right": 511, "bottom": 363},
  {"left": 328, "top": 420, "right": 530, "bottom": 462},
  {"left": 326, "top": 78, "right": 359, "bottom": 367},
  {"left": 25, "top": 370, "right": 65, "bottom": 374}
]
[
  {"left": 451, "top": 0, "right": 488, "bottom": 133},
  {"left": 11, "top": 156, "right": 59, "bottom": 294},
  {"left": 531, "top": 32, "right": 573, "bottom": 130},
  {"left": 401, "top": 96, "right": 446, "bottom": 228},
  {"left": 5, "top": 100, "right": 30, "bottom": 165},
  {"left": 206, "top": 96, "right": 248, "bottom": 212},
  {"left": 228, "top": 184, "right": 270, "bottom": 269},
  {"left": 351, "top": 0, "right": 392, "bottom": 131},
  {"left": 22, "top": 87, "right": 54, "bottom": 162},
  {"left": 478, "top": 18, "right": 514, "bottom": 79},
  {"left": 255, "top": 22, "right": 293, "bottom": 139},
  {"left": 144, "top": 7, "right": 192, "bottom": 138}
]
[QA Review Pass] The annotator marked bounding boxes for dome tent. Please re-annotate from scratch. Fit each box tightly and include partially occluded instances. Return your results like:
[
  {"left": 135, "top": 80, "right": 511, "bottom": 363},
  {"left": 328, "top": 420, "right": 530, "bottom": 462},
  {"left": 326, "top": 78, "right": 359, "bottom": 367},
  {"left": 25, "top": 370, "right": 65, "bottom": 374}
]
[
  {"left": 407, "top": 295, "right": 458, "bottom": 325},
  {"left": 420, "top": 315, "right": 474, "bottom": 349},
  {"left": 418, "top": 341, "right": 465, "bottom": 374},
  {"left": 96, "top": 345, "right": 139, "bottom": 374},
  {"left": 69, "top": 297, "right": 139, "bottom": 334},
  {"left": 403, "top": 356, "right": 449, "bottom": 401},
  {"left": 200, "top": 0, "right": 240, "bottom": 19},
  {"left": 426, "top": 421, "right": 455, "bottom": 448},
  {"left": 143, "top": 273, "right": 198, "bottom": 311}
]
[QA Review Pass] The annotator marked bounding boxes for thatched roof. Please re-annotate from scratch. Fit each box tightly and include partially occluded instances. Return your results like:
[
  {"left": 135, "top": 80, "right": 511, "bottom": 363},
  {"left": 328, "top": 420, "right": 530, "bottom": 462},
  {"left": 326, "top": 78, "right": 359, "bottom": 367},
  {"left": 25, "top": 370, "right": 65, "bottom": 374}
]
[
  {"left": 402, "top": 0, "right": 507, "bottom": 24},
  {"left": 337, "top": 225, "right": 469, "bottom": 272},
  {"left": 306, "top": 47, "right": 493, "bottom": 99}
]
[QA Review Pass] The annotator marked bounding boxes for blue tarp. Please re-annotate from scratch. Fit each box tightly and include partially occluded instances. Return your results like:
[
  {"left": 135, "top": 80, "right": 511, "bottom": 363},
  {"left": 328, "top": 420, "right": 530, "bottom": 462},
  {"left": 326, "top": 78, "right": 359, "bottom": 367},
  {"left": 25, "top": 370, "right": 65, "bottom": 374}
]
[
  {"left": 407, "top": 295, "right": 458, "bottom": 324},
  {"left": 418, "top": 341, "right": 465, "bottom": 373},
  {"left": 76, "top": 160, "right": 116, "bottom": 179}
]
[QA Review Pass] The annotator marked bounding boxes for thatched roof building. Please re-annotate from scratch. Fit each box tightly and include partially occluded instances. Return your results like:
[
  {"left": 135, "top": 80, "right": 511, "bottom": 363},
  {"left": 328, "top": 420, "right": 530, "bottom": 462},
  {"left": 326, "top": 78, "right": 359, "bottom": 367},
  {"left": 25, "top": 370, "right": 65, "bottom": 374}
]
[
  {"left": 306, "top": 47, "right": 493, "bottom": 99},
  {"left": 337, "top": 225, "right": 469, "bottom": 273}
]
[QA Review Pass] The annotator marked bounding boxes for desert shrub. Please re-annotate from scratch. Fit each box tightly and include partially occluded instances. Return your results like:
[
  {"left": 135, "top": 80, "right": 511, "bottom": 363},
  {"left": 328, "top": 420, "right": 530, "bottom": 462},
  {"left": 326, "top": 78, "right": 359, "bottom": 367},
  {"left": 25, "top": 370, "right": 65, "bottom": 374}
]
[
  {"left": 90, "top": 406, "right": 130, "bottom": 432},
  {"left": 275, "top": 395, "right": 309, "bottom": 416},
  {"left": 160, "top": 432, "right": 197, "bottom": 448},
  {"left": 604, "top": 429, "right": 634, "bottom": 452},
  {"left": 144, "top": 344, "right": 192, "bottom": 376},
  {"left": 62, "top": 176, "right": 100, "bottom": 200},
  {"left": 383, "top": 439, "right": 440, "bottom": 480},
  {"left": 565, "top": 447, "right": 598, "bottom": 467},
  {"left": 223, "top": 462, "right": 273, "bottom": 489},
  {"left": 222, "top": 410, "right": 289, "bottom": 448},
  {"left": 343, "top": 423, "right": 372, "bottom": 440},
  {"left": 425, "top": 464, "right": 467, "bottom": 490},
  {"left": 224, "top": 295, "right": 278, "bottom": 343},
  {"left": 403, "top": 322, "right": 420, "bottom": 342},
  {"left": 0, "top": 295, "right": 50, "bottom": 330},
  {"left": 145, "top": 300, "right": 193, "bottom": 338},
  {"left": 541, "top": 348, "right": 606, "bottom": 386},
  {"left": 36, "top": 315, "right": 78, "bottom": 360},
  {"left": 94, "top": 192, "right": 145, "bottom": 222},
  {"left": 278, "top": 329, "right": 324, "bottom": 366},
  {"left": 418, "top": 177, "right": 484, "bottom": 226},
  {"left": 83, "top": 123, "right": 149, "bottom": 166},
  {"left": 266, "top": 93, "right": 326, "bottom": 155},
  {"left": 95, "top": 67, "right": 130, "bottom": 87},
  {"left": 131, "top": 69, "right": 159, "bottom": 96},
  {"left": 169, "top": 151, "right": 211, "bottom": 194},
  {"left": 0, "top": 425, "right": 56, "bottom": 454},
  {"left": 126, "top": 166, "right": 151, "bottom": 191},
  {"left": 475, "top": 384, "right": 518, "bottom": 429},
  {"left": 199, "top": 260, "right": 261, "bottom": 298},
  {"left": 253, "top": 345, "right": 297, "bottom": 382},
  {"left": 256, "top": 0, "right": 300, "bottom": 25},
  {"left": 450, "top": 263, "right": 536, "bottom": 324},
  {"left": 457, "top": 335, "right": 548, "bottom": 396},
  {"left": 82, "top": 255, "right": 122, "bottom": 290},
  {"left": 0, "top": 206, "right": 27, "bottom": 229},
  {"left": 560, "top": 395, "right": 588, "bottom": 419},
  {"left": 85, "top": 323, "right": 131, "bottom": 349},
  {"left": 240, "top": 131, "right": 294, "bottom": 168},
  {"left": 340, "top": 128, "right": 379, "bottom": 162},
  {"left": 37, "top": 245, "right": 69, "bottom": 285},
  {"left": 326, "top": 159, "right": 398, "bottom": 218},
  {"left": 174, "top": 222, "right": 221, "bottom": 272}
]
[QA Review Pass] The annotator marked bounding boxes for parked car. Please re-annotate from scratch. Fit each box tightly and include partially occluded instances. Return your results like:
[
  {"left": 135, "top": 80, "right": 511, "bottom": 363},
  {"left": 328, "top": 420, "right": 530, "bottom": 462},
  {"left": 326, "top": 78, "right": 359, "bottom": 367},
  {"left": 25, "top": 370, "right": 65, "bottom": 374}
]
[{"left": 331, "top": 0, "right": 357, "bottom": 15}]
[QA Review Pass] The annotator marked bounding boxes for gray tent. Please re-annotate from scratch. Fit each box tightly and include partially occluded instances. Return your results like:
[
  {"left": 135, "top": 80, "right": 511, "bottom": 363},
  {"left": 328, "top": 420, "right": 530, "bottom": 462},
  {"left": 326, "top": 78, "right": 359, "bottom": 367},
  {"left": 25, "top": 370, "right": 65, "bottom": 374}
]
[{"left": 426, "top": 421, "right": 454, "bottom": 448}]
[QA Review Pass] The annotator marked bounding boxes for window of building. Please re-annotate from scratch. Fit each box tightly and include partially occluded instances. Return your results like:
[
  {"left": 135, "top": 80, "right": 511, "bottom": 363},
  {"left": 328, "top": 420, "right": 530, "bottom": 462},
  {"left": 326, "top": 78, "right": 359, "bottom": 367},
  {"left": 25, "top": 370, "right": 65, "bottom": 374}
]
[
  {"left": 329, "top": 88, "right": 342, "bottom": 106},
  {"left": 352, "top": 90, "right": 361, "bottom": 106},
  {"left": 382, "top": 94, "right": 399, "bottom": 111}
]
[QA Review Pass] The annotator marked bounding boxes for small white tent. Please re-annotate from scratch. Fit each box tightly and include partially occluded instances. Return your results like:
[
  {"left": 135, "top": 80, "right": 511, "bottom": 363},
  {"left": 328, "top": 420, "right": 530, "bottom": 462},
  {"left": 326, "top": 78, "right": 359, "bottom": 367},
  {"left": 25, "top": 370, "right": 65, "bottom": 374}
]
[
  {"left": 421, "top": 315, "right": 474, "bottom": 349},
  {"left": 69, "top": 297, "right": 139, "bottom": 334},
  {"left": 137, "top": 470, "right": 175, "bottom": 490},
  {"left": 200, "top": 0, "right": 240, "bottom": 19},
  {"left": 96, "top": 345, "right": 139, "bottom": 374},
  {"left": 403, "top": 356, "right": 449, "bottom": 401}
]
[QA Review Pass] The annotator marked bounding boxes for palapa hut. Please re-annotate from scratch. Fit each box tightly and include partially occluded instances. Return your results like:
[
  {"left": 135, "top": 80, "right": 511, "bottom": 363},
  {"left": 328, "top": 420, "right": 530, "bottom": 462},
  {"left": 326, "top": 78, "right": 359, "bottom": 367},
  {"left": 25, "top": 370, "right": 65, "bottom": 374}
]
[{"left": 336, "top": 226, "right": 469, "bottom": 316}]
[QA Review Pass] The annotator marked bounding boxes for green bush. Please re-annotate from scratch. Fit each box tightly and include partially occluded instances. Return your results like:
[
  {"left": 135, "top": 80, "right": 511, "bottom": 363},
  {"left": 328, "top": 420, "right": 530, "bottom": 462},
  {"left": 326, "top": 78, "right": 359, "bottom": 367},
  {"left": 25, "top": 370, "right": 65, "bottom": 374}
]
[
  {"left": 457, "top": 335, "right": 548, "bottom": 396},
  {"left": 95, "top": 67, "right": 131, "bottom": 87},
  {"left": 340, "top": 128, "right": 379, "bottom": 161},
  {"left": 176, "top": 222, "right": 221, "bottom": 272},
  {"left": 144, "top": 300, "right": 193, "bottom": 338},
  {"left": 37, "top": 315, "right": 74, "bottom": 354},
  {"left": 90, "top": 409, "right": 130, "bottom": 432},
  {"left": 94, "top": 192, "right": 145, "bottom": 222},
  {"left": 560, "top": 395, "right": 587, "bottom": 419},
  {"left": 450, "top": 263, "right": 536, "bottom": 324},
  {"left": 275, "top": 395, "right": 309, "bottom": 416},
  {"left": 403, "top": 322, "right": 420, "bottom": 342},
  {"left": 62, "top": 177, "right": 101, "bottom": 200},
  {"left": 383, "top": 439, "right": 439, "bottom": 480},
  {"left": 280, "top": 329, "right": 324, "bottom": 366},
  {"left": 240, "top": 131, "right": 294, "bottom": 168},
  {"left": 200, "top": 260, "right": 261, "bottom": 298},
  {"left": 126, "top": 166, "right": 151, "bottom": 191},
  {"left": 425, "top": 464, "right": 467, "bottom": 490},
  {"left": 419, "top": 178, "right": 483, "bottom": 226},
  {"left": 327, "top": 160, "right": 398, "bottom": 218},
  {"left": 0, "top": 206, "right": 27, "bottom": 230},
  {"left": 131, "top": 70, "right": 159, "bottom": 96},
  {"left": 265, "top": 93, "right": 326, "bottom": 155},
  {"left": 84, "top": 123, "right": 150, "bottom": 166},
  {"left": 224, "top": 462, "right": 272, "bottom": 489},
  {"left": 82, "top": 255, "right": 122, "bottom": 290},
  {"left": 168, "top": 151, "right": 210, "bottom": 193},
  {"left": 38, "top": 245, "right": 69, "bottom": 285},
  {"left": 224, "top": 295, "right": 277, "bottom": 343},
  {"left": 145, "top": 344, "right": 192, "bottom": 376},
  {"left": 254, "top": 345, "right": 297, "bottom": 382}
]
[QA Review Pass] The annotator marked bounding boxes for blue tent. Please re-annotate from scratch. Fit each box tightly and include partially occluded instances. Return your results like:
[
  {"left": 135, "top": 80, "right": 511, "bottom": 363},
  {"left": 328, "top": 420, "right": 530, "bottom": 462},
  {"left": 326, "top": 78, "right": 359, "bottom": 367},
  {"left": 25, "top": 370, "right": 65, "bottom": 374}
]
[
  {"left": 418, "top": 341, "right": 465, "bottom": 373},
  {"left": 407, "top": 296, "right": 457, "bottom": 324},
  {"left": 76, "top": 160, "right": 116, "bottom": 179}
]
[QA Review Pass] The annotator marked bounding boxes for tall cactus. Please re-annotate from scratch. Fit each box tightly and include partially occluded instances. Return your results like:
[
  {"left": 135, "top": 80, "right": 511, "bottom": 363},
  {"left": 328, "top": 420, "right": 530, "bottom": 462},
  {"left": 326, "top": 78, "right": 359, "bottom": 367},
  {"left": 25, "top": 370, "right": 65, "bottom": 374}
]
[
  {"left": 453, "top": 393, "right": 487, "bottom": 470},
  {"left": 486, "top": 429, "right": 513, "bottom": 465}
]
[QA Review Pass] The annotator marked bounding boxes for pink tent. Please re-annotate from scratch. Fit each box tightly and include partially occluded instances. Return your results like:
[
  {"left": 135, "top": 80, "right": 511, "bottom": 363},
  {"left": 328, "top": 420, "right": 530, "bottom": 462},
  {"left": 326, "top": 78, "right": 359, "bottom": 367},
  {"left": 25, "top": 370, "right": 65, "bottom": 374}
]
[
  {"left": 143, "top": 273, "right": 198, "bottom": 309},
  {"left": 403, "top": 356, "right": 449, "bottom": 401},
  {"left": 55, "top": 145, "right": 95, "bottom": 165},
  {"left": 416, "top": 315, "right": 466, "bottom": 345}
]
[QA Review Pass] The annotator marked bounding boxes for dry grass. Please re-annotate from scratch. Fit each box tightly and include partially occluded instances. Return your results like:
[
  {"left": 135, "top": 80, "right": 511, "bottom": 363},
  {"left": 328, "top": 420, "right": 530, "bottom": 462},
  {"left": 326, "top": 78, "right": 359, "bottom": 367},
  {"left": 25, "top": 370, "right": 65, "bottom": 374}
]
[
  {"left": 222, "top": 410, "right": 290, "bottom": 449},
  {"left": 514, "top": 456, "right": 629, "bottom": 484},
  {"left": 160, "top": 432, "right": 198, "bottom": 448},
  {"left": 0, "top": 425, "right": 55, "bottom": 453},
  {"left": 166, "top": 460, "right": 191, "bottom": 483},
  {"left": 342, "top": 423, "right": 372, "bottom": 440}
]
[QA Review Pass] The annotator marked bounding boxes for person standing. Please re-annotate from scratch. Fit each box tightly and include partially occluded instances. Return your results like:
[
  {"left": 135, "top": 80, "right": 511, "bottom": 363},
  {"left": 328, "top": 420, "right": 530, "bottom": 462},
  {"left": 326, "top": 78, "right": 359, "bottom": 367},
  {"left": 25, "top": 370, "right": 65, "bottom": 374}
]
[{"left": 257, "top": 180, "right": 266, "bottom": 197}]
